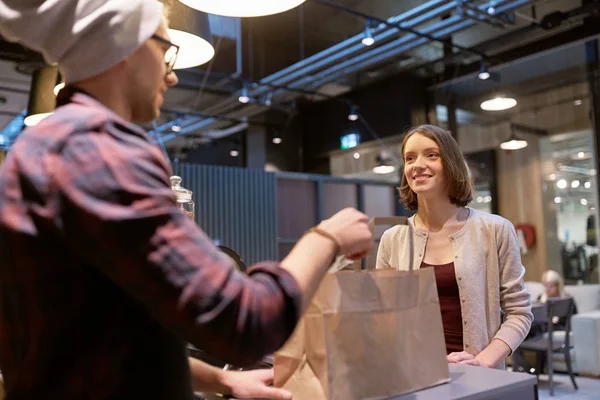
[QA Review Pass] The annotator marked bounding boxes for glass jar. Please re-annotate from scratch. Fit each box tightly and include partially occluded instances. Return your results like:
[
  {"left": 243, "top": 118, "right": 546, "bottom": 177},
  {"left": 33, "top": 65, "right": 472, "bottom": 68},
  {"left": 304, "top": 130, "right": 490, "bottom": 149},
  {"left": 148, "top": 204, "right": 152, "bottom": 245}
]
[{"left": 170, "top": 175, "right": 195, "bottom": 220}]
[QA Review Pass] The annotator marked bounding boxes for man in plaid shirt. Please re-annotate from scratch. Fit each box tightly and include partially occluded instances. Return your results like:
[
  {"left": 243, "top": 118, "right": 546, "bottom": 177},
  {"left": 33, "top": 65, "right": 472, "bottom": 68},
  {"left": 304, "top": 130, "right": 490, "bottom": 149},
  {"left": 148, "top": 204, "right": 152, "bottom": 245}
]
[{"left": 0, "top": 0, "right": 373, "bottom": 398}]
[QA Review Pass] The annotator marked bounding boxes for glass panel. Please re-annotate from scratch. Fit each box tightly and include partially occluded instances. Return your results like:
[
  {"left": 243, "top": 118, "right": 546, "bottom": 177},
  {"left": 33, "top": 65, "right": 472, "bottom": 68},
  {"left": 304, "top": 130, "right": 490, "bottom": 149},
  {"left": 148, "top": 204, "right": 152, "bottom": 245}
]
[{"left": 540, "top": 130, "right": 599, "bottom": 284}]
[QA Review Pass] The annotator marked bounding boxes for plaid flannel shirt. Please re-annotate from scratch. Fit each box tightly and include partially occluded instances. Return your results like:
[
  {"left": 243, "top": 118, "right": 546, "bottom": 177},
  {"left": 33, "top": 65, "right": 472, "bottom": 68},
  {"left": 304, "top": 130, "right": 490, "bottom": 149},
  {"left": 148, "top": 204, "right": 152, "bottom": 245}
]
[{"left": 0, "top": 90, "right": 301, "bottom": 399}]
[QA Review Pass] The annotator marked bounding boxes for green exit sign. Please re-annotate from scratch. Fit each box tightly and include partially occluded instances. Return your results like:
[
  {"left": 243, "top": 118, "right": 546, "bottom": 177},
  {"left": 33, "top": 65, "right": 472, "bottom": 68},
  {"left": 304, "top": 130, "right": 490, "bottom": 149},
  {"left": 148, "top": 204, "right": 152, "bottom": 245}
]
[{"left": 341, "top": 133, "right": 360, "bottom": 150}]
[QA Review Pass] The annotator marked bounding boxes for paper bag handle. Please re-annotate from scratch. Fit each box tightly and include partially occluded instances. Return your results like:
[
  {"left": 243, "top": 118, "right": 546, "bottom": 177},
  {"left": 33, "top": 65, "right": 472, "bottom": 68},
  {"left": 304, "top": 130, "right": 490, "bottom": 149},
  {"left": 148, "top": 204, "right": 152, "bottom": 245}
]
[{"left": 353, "top": 216, "right": 414, "bottom": 272}]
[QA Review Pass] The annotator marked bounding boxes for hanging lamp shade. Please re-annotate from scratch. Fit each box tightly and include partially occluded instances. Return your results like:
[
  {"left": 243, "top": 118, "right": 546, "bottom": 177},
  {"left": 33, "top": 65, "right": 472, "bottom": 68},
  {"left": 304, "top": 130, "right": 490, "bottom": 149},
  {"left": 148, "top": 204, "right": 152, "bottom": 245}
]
[
  {"left": 178, "top": 0, "right": 306, "bottom": 17},
  {"left": 25, "top": 66, "right": 58, "bottom": 127},
  {"left": 500, "top": 128, "right": 528, "bottom": 151},
  {"left": 169, "top": 2, "right": 215, "bottom": 69}
]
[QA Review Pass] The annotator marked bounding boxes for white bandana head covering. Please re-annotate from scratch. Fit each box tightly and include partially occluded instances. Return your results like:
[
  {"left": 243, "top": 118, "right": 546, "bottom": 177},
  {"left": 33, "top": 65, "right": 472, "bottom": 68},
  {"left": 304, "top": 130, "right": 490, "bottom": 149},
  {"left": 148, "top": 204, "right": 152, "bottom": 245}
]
[{"left": 0, "top": 0, "right": 164, "bottom": 84}]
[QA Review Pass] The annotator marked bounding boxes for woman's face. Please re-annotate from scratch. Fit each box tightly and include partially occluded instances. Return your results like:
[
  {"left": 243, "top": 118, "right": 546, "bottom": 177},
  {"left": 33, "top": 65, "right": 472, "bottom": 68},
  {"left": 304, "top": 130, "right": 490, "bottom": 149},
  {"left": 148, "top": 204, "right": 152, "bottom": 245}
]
[
  {"left": 403, "top": 133, "right": 446, "bottom": 199},
  {"left": 544, "top": 280, "right": 559, "bottom": 297}
]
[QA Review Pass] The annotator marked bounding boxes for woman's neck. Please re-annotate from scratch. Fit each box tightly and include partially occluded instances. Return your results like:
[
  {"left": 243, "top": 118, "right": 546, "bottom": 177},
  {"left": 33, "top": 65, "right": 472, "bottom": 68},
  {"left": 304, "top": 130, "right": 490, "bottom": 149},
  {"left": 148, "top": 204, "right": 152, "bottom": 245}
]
[{"left": 415, "top": 197, "right": 463, "bottom": 232}]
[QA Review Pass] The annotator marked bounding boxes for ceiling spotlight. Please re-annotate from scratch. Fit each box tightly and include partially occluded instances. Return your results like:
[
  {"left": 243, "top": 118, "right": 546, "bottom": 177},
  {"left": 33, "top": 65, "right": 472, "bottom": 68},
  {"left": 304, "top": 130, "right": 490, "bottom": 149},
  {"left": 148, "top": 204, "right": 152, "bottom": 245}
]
[
  {"left": 476, "top": 196, "right": 483, "bottom": 203},
  {"left": 361, "top": 20, "right": 375, "bottom": 46},
  {"left": 574, "top": 99, "right": 582, "bottom": 106},
  {"left": 549, "top": 174, "right": 556, "bottom": 180},
  {"left": 581, "top": 199, "right": 588, "bottom": 206},
  {"left": 585, "top": 181, "right": 592, "bottom": 189},
  {"left": 557, "top": 179, "right": 567, "bottom": 189},
  {"left": 478, "top": 63, "right": 490, "bottom": 80},
  {"left": 169, "top": 2, "right": 215, "bottom": 69},
  {"left": 172, "top": 124, "right": 182, "bottom": 133},
  {"left": 578, "top": 151, "right": 585, "bottom": 158},
  {"left": 572, "top": 180, "right": 580, "bottom": 188},
  {"left": 230, "top": 150, "right": 239, "bottom": 157},
  {"left": 487, "top": 6, "right": 496, "bottom": 14},
  {"left": 238, "top": 86, "right": 250, "bottom": 104},
  {"left": 348, "top": 105, "right": 359, "bottom": 121},
  {"left": 481, "top": 96, "right": 517, "bottom": 111},
  {"left": 272, "top": 137, "right": 282, "bottom": 144},
  {"left": 554, "top": 197, "right": 562, "bottom": 204},
  {"left": 53, "top": 82, "right": 65, "bottom": 96},
  {"left": 178, "top": 0, "right": 306, "bottom": 17},
  {"left": 24, "top": 112, "right": 53, "bottom": 127},
  {"left": 264, "top": 92, "right": 273, "bottom": 106},
  {"left": 353, "top": 152, "right": 360, "bottom": 160}
]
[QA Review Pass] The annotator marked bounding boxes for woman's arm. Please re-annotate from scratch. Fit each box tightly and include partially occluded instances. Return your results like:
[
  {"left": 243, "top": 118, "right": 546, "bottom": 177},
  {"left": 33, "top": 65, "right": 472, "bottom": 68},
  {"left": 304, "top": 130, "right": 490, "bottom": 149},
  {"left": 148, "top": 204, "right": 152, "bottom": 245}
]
[{"left": 490, "top": 219, "right": 533, "bottom": 363}]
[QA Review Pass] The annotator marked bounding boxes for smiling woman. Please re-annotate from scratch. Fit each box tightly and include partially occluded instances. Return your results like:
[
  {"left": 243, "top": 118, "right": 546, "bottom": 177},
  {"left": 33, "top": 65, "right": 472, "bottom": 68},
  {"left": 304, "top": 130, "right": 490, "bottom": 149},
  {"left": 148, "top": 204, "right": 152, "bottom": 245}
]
[{"left": 376, "top": 124, "right": 533, "bottom": 370}]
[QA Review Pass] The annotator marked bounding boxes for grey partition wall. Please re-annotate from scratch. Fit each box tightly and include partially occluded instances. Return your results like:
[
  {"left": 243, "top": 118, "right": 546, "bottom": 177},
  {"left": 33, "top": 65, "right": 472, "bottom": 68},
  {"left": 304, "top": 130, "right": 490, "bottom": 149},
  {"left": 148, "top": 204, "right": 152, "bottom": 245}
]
[
  {"left": 172, "top": 163, "right": 399, "bottom": 265},
  {"left": 172, "top": 164, "right": 278, "bottom": 265}
]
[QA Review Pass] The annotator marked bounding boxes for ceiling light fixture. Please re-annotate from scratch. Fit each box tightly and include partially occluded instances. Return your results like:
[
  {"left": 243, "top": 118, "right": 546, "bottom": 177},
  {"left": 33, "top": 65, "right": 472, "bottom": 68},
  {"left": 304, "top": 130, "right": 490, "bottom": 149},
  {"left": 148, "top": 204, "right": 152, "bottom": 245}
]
[
  {"left": 353, "top": 152, "right": 360, "bottom": 160},
  {"left": 373, "top": 152, "right": 396, "bottom": 174},
  {"left": 178, "top": 0, "right": 306, "bottom": 17},
  {"left": 24, "top": 112, "right": 53, "bottom": 127},
  {"left": 585, "top": 181, "right": 592, "bottom": 189},
  {"left": 554, "top": 197, "right": 561, "bottom": 204},
  {"left": 53, "top": 82, "right": 65, "bottom": 96},
  {"left": 557, "top": 179, "right": 567, "bottom": 189},
  {"left": 169, "top": 2, "right": 215, "bottom": 69},
  {"left": 574, "top": 99, "right": 582, "bottom": 106},
  {"left": 230, "top": 150, "right": 239, "bottom": 157},
  {"left": 272, "top": 136, "right": 282, "bottom": 144},
  {"left": 238, "top": 86, "right": 250, "bottom": 104},
  {"left": 478, "top": 62, "right": 490, "bottom": 80},
  {"left": 581, "top": 199, "right": 588, "bottom": 206},
  {"left": 572, "top": 180, "right": 580, "bottom": 188},
  {"left": 480, "top": 96, "right": 517, "bottom": 111},
  {"left": 348, "top": 105, "right": 359, "bottom": 121},
  {"left": 361, "top": 20, "right": 375, "bottom": 46}
]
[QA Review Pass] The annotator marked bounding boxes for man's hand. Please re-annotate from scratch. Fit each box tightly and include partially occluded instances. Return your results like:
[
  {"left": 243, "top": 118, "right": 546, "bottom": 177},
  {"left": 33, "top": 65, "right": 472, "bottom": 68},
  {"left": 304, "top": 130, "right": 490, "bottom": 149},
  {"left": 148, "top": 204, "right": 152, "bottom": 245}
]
[
  {"left": 318, "top": 208, "right": 372, "bottom": 259},
  {"left": 220, "top": 369, "right": 292, "bottom": 400}
]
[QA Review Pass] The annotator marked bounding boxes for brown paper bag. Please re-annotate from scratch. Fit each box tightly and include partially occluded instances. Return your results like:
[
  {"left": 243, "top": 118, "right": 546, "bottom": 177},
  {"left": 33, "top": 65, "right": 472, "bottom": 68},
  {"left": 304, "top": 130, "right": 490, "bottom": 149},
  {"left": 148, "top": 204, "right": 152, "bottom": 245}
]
[{"left": 274, "top": 217, "right": 449, "bottom": 400}]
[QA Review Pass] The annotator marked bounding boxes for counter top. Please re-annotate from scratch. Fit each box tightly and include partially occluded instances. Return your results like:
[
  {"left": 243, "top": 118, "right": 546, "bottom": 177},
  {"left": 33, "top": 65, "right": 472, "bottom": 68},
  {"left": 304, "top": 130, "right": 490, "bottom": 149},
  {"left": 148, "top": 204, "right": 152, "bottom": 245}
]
[{"left": 198, "top": 363, "right": 538, "bottom": 400}]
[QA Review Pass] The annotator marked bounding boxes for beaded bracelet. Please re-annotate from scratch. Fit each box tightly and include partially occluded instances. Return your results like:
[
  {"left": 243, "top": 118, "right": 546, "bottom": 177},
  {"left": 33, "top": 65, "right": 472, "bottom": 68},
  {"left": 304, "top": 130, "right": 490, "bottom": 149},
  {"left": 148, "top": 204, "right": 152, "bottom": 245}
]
[{"left": 305, "top": 227, "right": 341, "bottom": 255}]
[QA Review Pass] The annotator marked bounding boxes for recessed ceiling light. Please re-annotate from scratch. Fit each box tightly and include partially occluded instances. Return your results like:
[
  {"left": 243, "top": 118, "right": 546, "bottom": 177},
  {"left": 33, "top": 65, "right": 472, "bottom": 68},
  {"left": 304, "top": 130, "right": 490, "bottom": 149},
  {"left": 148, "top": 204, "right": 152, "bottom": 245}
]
[
  {"left": 554, "top": 197, "right": 562, "bottom": 204},
  {"left": 353, "top": 152, "right": 360, "bottom": 159},
  {"left": 230, "top": 150, "right": 239, "bottom": 157},
  {"left": 557, "top": 179, "right": 567, "bottom": 189}
]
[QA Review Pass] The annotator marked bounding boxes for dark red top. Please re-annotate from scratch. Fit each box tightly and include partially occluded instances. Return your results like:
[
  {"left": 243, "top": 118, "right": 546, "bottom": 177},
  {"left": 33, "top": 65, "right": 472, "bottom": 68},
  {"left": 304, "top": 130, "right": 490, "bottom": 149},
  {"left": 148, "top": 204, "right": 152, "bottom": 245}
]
[{"left": 421, "top": 261, "right": 464, "bottom": 354}]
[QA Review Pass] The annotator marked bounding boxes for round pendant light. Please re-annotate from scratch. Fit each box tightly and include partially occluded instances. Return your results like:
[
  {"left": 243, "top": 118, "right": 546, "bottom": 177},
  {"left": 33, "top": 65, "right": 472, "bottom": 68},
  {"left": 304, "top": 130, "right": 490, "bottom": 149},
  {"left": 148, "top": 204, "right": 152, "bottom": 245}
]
[
  {"left": 480, "top": 96, "right": 517, "bottom": 111},
  {"left": 169, "top": 2, "right": 215, "bottom": 69},
  {"left": 499, "top": 138, "right": 527, "bottom": 150},
  {"left": 178, "top": 0, "right": 307, "bottom": 17}
]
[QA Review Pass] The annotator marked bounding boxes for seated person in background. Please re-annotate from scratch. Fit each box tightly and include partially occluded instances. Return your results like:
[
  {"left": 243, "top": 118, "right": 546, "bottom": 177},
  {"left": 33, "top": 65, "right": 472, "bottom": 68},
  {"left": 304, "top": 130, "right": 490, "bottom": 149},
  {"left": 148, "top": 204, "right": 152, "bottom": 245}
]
[
  {"left": 539, "top": 270, "right": 578, "bottom": 329},
  {"left": 512, "top": 270, "right": 577, "bottom": 372}
]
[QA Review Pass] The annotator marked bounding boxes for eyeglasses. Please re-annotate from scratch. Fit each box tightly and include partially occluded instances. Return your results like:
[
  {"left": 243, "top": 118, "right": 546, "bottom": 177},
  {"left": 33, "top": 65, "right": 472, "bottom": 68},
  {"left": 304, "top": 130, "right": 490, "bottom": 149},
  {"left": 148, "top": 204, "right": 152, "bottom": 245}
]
[{"left": 151, "top": 34, "right": 180, "bottom": 75}]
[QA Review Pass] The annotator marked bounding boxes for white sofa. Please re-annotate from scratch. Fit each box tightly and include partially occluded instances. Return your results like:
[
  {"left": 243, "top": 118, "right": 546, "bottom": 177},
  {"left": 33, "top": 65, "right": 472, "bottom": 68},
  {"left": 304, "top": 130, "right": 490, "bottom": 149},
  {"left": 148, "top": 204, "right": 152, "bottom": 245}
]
[{"left": 523, "top": 281, "right": 600, "bottom": 377}]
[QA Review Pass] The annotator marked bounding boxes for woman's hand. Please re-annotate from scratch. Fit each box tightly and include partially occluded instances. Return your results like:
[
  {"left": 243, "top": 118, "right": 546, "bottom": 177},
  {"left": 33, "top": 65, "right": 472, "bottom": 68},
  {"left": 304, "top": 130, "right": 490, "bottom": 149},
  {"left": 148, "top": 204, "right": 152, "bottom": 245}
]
[{"left": 447, "top": 351, "right": 489, "bottom": 368}]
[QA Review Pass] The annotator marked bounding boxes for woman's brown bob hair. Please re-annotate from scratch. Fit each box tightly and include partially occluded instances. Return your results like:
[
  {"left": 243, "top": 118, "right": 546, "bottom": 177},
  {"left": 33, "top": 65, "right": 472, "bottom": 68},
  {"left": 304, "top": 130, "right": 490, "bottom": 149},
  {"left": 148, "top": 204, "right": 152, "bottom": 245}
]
[{"left": 399, "top": 124, "right": 473, "bottom": 210}]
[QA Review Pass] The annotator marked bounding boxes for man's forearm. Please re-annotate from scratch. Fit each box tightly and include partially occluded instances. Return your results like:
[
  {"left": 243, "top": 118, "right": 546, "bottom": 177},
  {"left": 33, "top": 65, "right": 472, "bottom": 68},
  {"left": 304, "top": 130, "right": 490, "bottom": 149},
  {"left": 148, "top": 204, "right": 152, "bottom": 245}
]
[
  {"left": 188, "top": 357, "right": 229, "bottom": 394},
  {"left": 280, "top": 231, "right": 337, "bottom": 312}
]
